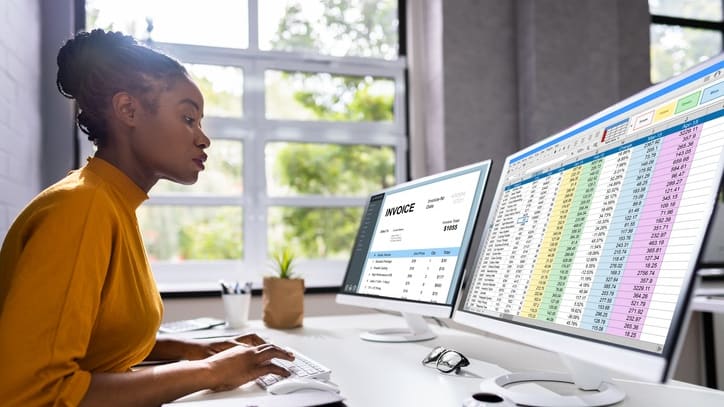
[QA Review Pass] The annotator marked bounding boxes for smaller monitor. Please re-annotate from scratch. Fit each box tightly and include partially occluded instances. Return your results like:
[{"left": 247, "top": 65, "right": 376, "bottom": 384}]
[{"left": 336, "top": 161, "right": 491, "bottom": 342}]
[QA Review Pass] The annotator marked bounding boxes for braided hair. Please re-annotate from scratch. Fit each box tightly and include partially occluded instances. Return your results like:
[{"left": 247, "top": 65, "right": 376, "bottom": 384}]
[{"left": 56, "top": 29, "right": 188, "bottom": 145}]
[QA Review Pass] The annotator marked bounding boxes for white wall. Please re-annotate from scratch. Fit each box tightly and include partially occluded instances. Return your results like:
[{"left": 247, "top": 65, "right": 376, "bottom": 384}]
[{"left": 0, "top": 0, "right": 42, "bottom": 243}]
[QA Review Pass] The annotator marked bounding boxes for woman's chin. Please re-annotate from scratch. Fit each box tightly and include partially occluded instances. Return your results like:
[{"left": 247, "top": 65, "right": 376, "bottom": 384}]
[{"left": 163, "top": 174, "right": 199, "bottom": 186}]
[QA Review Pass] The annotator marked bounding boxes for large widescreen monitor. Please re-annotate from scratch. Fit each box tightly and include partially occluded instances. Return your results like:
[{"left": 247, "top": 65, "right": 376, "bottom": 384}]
[
  {"left": 454, "top": 55, "right": 724, "bottom": 406},
  {"left": 336, "top": 161, "right": 491, "bottom": 342}
]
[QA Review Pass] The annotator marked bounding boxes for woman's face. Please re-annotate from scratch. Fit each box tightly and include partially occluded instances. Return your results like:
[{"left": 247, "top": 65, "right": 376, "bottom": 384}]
[{"left": 129, "top": 76, "right": 210, "bottom": 186}]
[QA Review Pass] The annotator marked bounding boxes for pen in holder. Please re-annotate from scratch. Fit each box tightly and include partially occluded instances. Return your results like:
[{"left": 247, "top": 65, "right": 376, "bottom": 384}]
[{"left": 220, "top": 280, "right": 252, "bottom": 328}]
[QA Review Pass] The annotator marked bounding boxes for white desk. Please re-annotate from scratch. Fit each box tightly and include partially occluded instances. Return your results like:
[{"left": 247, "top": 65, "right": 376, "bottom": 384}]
[{"left": 169, "top": 313, "right": 724, "bottom": 406}]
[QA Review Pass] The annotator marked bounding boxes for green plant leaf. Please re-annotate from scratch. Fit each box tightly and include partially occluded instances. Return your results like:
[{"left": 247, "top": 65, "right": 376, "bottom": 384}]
[{"left": 270, "top": 247, "right": 296, "bottom": 279}]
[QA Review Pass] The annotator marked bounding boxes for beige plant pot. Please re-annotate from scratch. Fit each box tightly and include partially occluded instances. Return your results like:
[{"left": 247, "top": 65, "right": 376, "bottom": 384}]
[{"left": 262, "top": 276, "right": 304, "bottom": 329}]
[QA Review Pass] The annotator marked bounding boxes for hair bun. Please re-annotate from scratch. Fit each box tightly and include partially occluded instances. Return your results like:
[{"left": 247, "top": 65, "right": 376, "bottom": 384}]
[{"left": 56, "top": 29, "right": 137, "bottom": 99}]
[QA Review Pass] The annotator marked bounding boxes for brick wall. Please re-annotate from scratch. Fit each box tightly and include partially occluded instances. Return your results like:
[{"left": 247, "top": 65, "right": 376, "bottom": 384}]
[{"left": 0, "top": 0, "right": 42, "bottom": 243}]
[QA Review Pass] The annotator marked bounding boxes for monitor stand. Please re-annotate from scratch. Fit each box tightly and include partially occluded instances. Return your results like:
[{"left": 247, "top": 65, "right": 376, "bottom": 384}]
[
  {"left": 479, "top": 354, "right": 625, "bottom": 407},
  {"left": 359, "top": 312, "right": 436, "bottom": 342}
]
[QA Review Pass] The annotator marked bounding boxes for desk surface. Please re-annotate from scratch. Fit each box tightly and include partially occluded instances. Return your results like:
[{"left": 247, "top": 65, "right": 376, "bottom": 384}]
[{"left": 168, "top": 313, "right": 724, "bottom": 406}]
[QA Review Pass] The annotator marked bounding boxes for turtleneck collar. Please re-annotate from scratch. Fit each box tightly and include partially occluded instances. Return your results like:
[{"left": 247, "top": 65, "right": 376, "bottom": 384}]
[{"left": 84, "top": 156, "right": 149, "bottom": 210}]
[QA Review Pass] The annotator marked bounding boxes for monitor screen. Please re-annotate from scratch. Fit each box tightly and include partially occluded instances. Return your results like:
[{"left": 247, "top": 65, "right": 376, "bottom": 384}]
[
  {"left": 337, "top": 161, "right": 491, "bottom": 342},
  {"left": 454, "top": 55, "right": 724, "bottom": 404}
]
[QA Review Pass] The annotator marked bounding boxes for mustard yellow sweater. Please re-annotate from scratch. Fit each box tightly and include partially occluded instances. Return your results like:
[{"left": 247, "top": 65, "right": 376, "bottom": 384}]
[{"left": 0, "top": 157, "right": 163, "bottom": 406}]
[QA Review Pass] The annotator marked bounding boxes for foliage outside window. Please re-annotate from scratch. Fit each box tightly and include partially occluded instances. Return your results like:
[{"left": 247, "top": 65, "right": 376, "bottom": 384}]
[
  {"left": 85, "top": 0, "right": 405, "bottom": 289},
  {"left": 649, "top": 0, "right": 724, "bottom": 83}
]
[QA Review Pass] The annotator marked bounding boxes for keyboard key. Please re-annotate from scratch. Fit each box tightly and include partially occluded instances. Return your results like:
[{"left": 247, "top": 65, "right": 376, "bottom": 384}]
[{"left": 256, "top": 347, "right": 332, "bottom": 390}]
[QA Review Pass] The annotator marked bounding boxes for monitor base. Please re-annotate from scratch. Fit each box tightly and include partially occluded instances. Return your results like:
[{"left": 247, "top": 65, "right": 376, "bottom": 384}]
[
  {"left": 479, "top": 371, "right": 625, "bottom": 407},
  {"left": 359, "top": 312, "right": 436, "bottom": 342}
]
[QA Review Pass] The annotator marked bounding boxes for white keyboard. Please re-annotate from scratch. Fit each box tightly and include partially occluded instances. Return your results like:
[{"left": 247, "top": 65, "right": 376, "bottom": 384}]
[{"left": 256, "top": 348, "right": 332, "bottom": 389}]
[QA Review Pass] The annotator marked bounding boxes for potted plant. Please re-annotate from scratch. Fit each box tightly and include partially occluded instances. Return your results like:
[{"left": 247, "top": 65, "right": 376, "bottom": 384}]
[{"left": 262, "top": 247, "right": 305, "bottom": 328}]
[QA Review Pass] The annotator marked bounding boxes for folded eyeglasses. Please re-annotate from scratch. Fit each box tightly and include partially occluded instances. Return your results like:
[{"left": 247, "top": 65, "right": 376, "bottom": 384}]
[{"left": 422, "top": 346, "right": 470, "bottom": 374}]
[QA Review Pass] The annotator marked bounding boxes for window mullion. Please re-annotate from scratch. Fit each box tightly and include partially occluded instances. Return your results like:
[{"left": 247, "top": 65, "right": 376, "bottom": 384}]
[
  {"left": 267, "top": 196, "right": 368, "bottom": 207},
  {"left": 650, "top": 14, "right": 724, "bottom": 31},
  {"left": 394, "top": 67, "right": 408, "bottom": 184},
  {"left": 248, "top": 0, "right": 259, "bottom": 51},
  {"left": 244, "top": 58, "right": 268, "bottom": 275},
  {"left": 152, "top": 43, "right": 406, "bottom": 72}
]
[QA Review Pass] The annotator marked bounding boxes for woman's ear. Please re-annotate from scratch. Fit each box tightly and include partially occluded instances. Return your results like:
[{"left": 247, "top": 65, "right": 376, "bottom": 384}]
[{"left": 111, "top": 92, "right": 138, "bottom": 127}]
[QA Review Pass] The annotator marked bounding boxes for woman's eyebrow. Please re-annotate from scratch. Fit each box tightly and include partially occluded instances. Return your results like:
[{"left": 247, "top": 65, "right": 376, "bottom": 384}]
[{"left": 179, "top": 98, "right": 200, "bottom": 112}]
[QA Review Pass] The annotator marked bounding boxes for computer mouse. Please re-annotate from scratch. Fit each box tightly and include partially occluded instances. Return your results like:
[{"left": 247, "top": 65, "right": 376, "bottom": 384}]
[{"left": 266, "top": 378, "right": 340, "bottom": 395}]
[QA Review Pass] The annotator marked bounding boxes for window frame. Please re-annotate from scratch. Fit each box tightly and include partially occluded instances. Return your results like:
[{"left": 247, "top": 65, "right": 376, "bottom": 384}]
[{"left": 79, "top": 0, "right": 408, "bottom": 292}]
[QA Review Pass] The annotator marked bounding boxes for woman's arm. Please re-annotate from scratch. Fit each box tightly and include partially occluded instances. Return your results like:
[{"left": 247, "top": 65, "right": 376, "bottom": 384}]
[
  {"left": 81, "top": 344, "right": 293, "bottom": 407},
  {"left": 147, "top": 334, "right": 269, "bottom": 361}
]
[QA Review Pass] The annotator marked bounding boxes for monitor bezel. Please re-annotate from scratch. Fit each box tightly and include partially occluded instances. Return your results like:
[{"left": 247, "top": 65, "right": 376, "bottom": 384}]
[
  {"left": 453, "top": 54, "right": 724, "bottom": 383},
  {"left": 336, "top": 160, "right": 492, "bottom": 319}
]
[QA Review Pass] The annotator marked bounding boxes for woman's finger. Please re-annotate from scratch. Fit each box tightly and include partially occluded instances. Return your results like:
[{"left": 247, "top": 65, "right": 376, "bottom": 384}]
[
  {"left": 236, "top": 333, "right": 266, "bottom": 346},
  {"left": 256, "top": 364, "right": 292, "bottom": 378},
  {"left": 254, "top": 345, "right": 295, "bottom": 363}
]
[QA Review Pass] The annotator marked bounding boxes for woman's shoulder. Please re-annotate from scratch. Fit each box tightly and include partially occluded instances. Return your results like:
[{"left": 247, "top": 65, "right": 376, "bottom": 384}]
[
  {"left": 5, "top": 169, "right": 121, "bottom": 245},
  {"left": 29, "top": 168, "right": 117, "bottom": 217}
]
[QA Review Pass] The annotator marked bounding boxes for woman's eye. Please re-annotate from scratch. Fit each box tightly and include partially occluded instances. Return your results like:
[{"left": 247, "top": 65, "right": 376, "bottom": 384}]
[{"left": 184, "top": 116, "right": 196, "bottom": 126}]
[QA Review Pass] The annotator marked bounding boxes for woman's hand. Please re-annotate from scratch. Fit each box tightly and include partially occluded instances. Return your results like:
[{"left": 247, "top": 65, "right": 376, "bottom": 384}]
[
  {"left": 231, "top": 333, "right": 267, "bottom": 347},
  {"left": 186, "top": 333, "right": 268, "bottom": 359},
  {"left": 81, "top": 342, "right": 295, "bottom": 406},
  {"left": 150, "top": 334, "right": 269, "bottom": 362},
  {"left": 204, "top": 344, "right": 294, "bottom": 391}
]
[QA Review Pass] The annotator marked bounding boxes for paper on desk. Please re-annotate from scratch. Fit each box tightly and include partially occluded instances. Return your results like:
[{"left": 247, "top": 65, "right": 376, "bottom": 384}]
[{"left": 166, "top": 391, "right": 343, "bottom": 407}]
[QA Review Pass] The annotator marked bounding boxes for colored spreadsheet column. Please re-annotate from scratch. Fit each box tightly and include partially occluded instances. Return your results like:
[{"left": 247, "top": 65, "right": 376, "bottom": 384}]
[
  {"left": 557, "top": 155, "right": 621, "bottom": 327},
  {"left": 639, "top": 118, "right": 724, "bottom": 345},
  {"left": 607, "top": 125, "right": 702, "bottom": 339},
  {"left": 581, "top": 140, "right": 661, "bottom": 332},
  {"left": 521, "top": 167, "right": 583, "bottom": 319},
  {"left": 538, "top": 160, "right": 603, "bottom": 323},
  {"left": 507, "top": 174, "right": 560, "bottom": 316}
]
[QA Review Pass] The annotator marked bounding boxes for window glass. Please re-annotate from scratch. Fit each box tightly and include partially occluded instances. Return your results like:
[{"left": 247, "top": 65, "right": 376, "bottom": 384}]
[
  {"left": 185, "top": 64, "right": 243, "bottom": 118},
  {"left": 265, "top": 70, "right": 395, "bottom": 121},
  {"left": 649, "top": 0, "right": 722, "bottom": 22},
  {"left": 268, "top": 207, "right": 363, "bottom": 259},
  {"left": 85, "top": 0, "right": 406, "bottom": 288},
  {"left": 650, "top": 24, "right": 722, "bottom": 83},
  {"left": 265, "top": 142, "right": 395, "bottom": 196},
  {"left": 152, "top": 139, "right": 243, "bottom": 195},
  {"left": 259, "top": 0, "right": 398, "bottom": 60},
  {"left": 86, "top": 0, "right": 249, "bottom": 48},
  {"left": 138, "top": 206, "right": 242, "bottom": 261}
]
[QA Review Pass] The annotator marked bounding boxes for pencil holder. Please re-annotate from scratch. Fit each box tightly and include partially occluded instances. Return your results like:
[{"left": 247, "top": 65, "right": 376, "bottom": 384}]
[{"left": 222, "top": 292, "right": 251, "bottom": 328}]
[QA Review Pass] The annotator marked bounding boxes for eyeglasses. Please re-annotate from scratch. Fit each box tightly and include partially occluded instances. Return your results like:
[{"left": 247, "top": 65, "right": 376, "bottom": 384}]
[{"left": 422, "top": 346, "right": 470, "bottom": 374}]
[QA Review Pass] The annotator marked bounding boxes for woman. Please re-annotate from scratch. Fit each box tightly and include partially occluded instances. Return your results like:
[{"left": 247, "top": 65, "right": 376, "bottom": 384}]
[{"left": 0, "top": 29, "right": 293, "bottom": 406}]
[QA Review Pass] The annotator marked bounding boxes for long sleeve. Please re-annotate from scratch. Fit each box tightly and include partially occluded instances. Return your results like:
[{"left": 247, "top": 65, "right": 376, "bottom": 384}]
[
  {"left": 0, "top": 190, "right": 113, "bottom": 406},
  {"left": 0, "top": 157, "right": 162, "bottom": 406}
]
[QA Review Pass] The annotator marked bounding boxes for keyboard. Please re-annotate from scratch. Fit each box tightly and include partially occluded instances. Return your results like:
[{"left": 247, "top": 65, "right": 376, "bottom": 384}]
[
  {"left": 256, "top": 348, "right": 332, "bottom": 389},
  {"left": 158, "top": 317, "right": 227, "bottom": 333}
]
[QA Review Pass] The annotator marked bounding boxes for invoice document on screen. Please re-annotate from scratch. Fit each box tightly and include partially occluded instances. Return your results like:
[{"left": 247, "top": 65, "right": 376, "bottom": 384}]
[{"left": 357, "top": 170, "right": 481, "bottom": 302}]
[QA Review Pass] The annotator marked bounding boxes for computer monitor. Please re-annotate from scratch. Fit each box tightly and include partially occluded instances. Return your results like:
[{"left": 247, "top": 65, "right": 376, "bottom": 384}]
[
  {"left": 454, "top": 54, "right": 724, "bottom": 407},
  {"left": 336, "top": 161, "right": 491, "bottom": 342}
]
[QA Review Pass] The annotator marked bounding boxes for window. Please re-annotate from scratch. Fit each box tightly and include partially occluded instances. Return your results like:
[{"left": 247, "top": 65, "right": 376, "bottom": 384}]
[
  {"left": 83, "top": 0, "right": 406, "bottom": 291},
  {"left": 649, "top": 0, "right": 724, "bottom": 83}
]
